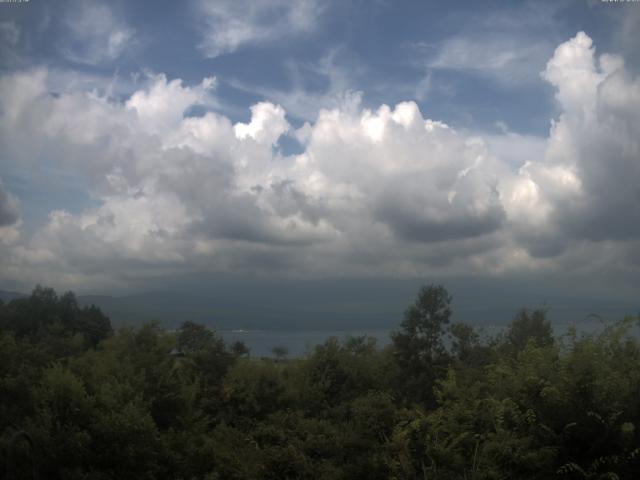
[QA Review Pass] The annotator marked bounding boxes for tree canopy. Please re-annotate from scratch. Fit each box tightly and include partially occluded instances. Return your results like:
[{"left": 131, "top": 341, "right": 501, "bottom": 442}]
[{"left": 1, "top": 285, "right": 639, "bottom": 479}]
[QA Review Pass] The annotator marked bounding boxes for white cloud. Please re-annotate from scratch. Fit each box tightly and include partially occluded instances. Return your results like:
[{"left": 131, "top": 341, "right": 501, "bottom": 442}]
[
  {"left": 298, "top": 101, "right": 508, "bottom": 244},
  {"left": 1, "top": 32, "right": 639, "bottom": 290},
  {"left": 234, "top": 102, "right": 289, "bottom": 145},
  {"left": 126, "top": 74, "right": 216, "bottom": 136},
  {"left": 196, "top": 0, "right": 322, "bottom": 58}
]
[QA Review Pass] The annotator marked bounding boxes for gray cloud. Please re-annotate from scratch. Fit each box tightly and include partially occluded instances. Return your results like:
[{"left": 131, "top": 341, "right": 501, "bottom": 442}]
[
  {"left": 373, "top": 167, "right": 506, "bottom": 243},
  {"left": 0, "top": 179, "right": 19, "bottom": 227},
  {"left": 267, "top": 180, "right": 327, "bottom": 227},
  {"left": 375, "top": 197, "right": 505, "bottom": 243}
]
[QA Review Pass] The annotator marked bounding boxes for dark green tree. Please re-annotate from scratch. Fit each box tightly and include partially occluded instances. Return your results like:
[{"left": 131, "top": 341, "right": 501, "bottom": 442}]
[
  {"left": 176, "top": 320, "right": 233, "bottom": 416},
  {"left": 271, "top": 345, "right": 289, "bottom": 360},
  {"left": 504, "top": 308, "right": 553, "bottom": 354},
  {"left": 177, "top": 320, "right": 216, "bottom": 353},
  {"left": 77, "top": 304, "right": 112, "bottom": 347},
  {"left": 230, "top": 340, "right": 250, "bottom": 358},
  {"left": 391, "top": 284, "right": 452, "bottom": 406}
]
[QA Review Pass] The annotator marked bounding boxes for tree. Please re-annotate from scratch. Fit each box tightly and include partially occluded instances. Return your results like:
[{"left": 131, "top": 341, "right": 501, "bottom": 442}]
[
  {"left": 271, "top": 345, "right": 289, "bottom": 361},
  {"left": 77, "top": 305, "right": 112, "bottom": 347},
  {"left": 177, "top": 321, "right": 216, "bottom": 354},
  {"left": 391, "top": 285, "right": 452, "bottom": 405},
  {"left": 175, "top": 321, "right": 233, "bottom": 416},
  {"left": 0, "top": 286, "right": 111, "bottom": 349},
  {"left": 504, "top": 308, "right": 553, "bottom": 354},
  {"left": 230, "top": 340, "right": 250, "bottom": 358}
]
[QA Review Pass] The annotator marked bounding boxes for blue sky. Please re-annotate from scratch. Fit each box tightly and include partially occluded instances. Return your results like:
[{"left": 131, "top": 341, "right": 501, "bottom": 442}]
[{"left": 0, "top": 0, "right": 639, "bottom": 319}]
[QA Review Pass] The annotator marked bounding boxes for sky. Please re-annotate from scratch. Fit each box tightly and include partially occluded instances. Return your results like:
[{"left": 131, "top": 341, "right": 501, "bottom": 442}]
[{"left": 0, "top": 0, "right": 639, "bottom": 321}]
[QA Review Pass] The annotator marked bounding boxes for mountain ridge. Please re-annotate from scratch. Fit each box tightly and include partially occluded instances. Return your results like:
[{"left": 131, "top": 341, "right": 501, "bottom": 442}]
[{"left": 2, "top": 286, "right": 637, "bottom": 332}]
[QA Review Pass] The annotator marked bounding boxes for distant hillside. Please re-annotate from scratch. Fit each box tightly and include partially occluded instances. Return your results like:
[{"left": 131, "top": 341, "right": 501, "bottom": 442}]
[
  {"left": 1, "top": 289, "right": 399, "bottom": 329},
  {"left": 1, "top": 284, "right": 636, "bottom": 331},
  {"left": 73, "top": 291, "right": 405, "bottom": 330},
  {"left": 0, "top": 290, "right": 27, "bottom": 302}
]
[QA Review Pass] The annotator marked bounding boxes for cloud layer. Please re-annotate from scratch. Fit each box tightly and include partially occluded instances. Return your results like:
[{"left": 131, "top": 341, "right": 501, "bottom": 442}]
[{"left": 0, "top": 32, "right": 639, "bottom": 291}]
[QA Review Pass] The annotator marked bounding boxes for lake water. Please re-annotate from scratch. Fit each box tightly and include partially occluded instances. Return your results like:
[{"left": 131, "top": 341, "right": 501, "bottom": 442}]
[
  {"left": 219, "top": 329, "right": 394, "bottom": 357},
  {"left": 218, "top": 320, "right": 619, "bottom": 358}
]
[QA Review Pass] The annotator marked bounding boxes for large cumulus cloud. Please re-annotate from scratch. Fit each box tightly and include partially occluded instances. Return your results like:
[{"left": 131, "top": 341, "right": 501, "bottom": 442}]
[
  {"left": 297, "top": 101, "right": 507, "bottom": 243},
  {"left": 1, "top": 32, "right": 639, "bottom": 290},
  {"left": 511, "top": 32, "right": 640, "bottom": 257}
]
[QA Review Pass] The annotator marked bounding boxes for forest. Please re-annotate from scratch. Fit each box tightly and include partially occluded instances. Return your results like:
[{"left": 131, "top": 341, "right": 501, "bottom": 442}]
[{"left": 1, "top": 285, "right": 639, "bottom": 479}]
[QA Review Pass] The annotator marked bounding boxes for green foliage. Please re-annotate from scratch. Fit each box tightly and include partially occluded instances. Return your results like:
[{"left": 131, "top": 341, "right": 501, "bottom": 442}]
[
  {"left": 0, "top": 285, "right": 112, "bottom": 348},
  {"left": 222, "top": 359, "right": 290, "bottom": 423},
  {"left": 1, "top": 285, "right": 639, "bottom": 479},
  {"left": 503, "top": 307, "right": 554, "bottom": 354},
  {"left": 391, "top": 284, "right": 453, "bottom": 406}
]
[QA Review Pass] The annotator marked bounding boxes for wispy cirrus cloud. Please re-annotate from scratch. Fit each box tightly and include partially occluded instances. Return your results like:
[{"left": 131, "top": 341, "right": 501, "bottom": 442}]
[
  {"left": 0, "top": 21, "right": 22, "bottom": 66},
  {"left": 195, "top": 0, "right": 323, "bottom": 58},
  {"left": 423, "top": 35, "right": 555, "bottom": 87},
  {"left": 226, "top": 48, "right": 363, "bottom": 122},
  {"left": 59, "top": 0, "right": 135, "bottom": 65},
  {"left": 418, "top": 1, "right": 564, "bottom": 88}
]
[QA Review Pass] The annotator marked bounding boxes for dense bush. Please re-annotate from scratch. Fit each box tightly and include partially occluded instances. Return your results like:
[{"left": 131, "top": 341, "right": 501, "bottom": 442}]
[{"left": 1, "top": 285, "right": 638, "bottom": 479}]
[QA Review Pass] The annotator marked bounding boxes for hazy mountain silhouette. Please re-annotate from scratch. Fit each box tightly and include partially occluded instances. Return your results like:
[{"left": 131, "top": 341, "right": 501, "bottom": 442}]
[{"left": 2, "top": 280, "right": 636, "bottom": 331}]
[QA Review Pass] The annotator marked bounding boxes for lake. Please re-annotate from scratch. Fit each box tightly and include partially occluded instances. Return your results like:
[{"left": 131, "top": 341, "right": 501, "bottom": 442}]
[
  {"left": 219, "top": 329, "right": 394, "bottom": 357},
  {"left": 218, "top": 320, "right": 618, "bottom": 357}
]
